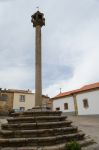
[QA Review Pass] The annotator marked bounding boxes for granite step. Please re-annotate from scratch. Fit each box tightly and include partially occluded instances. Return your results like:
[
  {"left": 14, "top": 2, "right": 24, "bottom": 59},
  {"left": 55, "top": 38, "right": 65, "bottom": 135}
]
[
  {"left": 10, "top": 111, "right": 62, "bottom": 117},
  {"left": 0, "top": 138, "right": 97, "bottom": 150},
  {"left": 1, "top": 120, "right": 72, "bottom": 130},
  {"left": 0, "top": 126, "right": 78, "bottom": 138},
  {"left": 78, "top": 136, "right": 96, "bottom": 147},
  {"left": 0, "top": 131, "right": 85, "bottom": 147},
  {"left": 7, "top": 116, "right": 67, "bottom": 124}
]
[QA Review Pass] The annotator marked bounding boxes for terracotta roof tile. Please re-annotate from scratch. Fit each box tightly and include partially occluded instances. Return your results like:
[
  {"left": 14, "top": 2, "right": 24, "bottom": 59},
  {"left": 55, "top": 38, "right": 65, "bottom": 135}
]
[{"left": 52, "top": 82, "right": 99, "bottom": 100}]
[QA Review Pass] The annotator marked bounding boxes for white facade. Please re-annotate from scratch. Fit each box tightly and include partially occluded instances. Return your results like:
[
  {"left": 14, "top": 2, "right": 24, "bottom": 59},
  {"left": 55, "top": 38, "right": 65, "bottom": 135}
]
[
  {"left": 52, "top": 89, "right": 99, "bottom": 115},
  {"left": 53, "top": 96, "right": 75, "bottom": 114},
  {"left": 13, "top": 93, "right": 35, "bottom": 111},
  {"left": 76, "top": 90, "right": 99, "bottom": 115}
]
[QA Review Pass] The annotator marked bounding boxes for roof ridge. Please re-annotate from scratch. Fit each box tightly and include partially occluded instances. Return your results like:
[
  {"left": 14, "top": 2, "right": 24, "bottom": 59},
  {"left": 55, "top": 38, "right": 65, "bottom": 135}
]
[{"left": 52, "top": 82, "right": 99, "bottom": 99}]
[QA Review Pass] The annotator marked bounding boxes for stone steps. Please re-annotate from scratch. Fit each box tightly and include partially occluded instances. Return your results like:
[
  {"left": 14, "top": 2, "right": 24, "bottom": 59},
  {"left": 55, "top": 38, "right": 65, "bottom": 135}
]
[
  {"left": 7, "top": 116, "right": 67, "bottom": 124},
  {"left": 0, "top": 131, "right": 85, "bottom": 147},
  {"left": 79, "top": 137, "right": 96, "bottom": 147},
  {"left": 0, "top": 108, "right": 97, "bottom": 149},
  {"left": 10, "top": 111, "right": 62, "bottom": 117},
  {"left": 0, "top": 126, "right": 78, "bottom": 138},
  {"left": 0, "top": 138, "right": 96, "bottom": 150},
  {"left": 1, "top": 120, "right": 72, "bottom": 130}
]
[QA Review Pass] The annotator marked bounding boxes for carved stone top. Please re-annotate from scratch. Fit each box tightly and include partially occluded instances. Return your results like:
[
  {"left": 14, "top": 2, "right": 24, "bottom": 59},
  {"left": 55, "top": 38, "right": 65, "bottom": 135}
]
[{"left": 31, "top": 11, "right": 45, "bottom": 27}]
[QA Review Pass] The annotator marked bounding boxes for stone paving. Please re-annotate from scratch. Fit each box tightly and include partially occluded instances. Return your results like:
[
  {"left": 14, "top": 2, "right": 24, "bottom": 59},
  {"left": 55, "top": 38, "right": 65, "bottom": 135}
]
[{"left": 68, "top": 115, "right": 99, "bottom": 144}]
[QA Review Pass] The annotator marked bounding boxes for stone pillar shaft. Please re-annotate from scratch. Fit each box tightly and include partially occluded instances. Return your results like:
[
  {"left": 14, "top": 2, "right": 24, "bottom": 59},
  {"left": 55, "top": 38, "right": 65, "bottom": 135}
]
[
  {"left": 35, "top": 25, "right": 42, "bottom": 106},
  {"left": 31, "top": 11, "right": 45, "bottom": 106}
]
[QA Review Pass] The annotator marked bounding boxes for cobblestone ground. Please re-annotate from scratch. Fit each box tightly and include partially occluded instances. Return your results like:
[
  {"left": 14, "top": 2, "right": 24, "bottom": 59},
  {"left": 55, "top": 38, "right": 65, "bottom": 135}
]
[{"left": 68, "top": 115, "right": 99, "bottom": 144}]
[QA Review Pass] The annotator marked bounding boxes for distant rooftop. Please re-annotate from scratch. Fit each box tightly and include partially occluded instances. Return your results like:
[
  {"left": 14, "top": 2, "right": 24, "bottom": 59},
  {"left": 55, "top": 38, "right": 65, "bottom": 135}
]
[
  {"left": 0, "top": 88, "right": 32, "bottom": 94},
  {"left": 8, "top": 89, "right": 32, "bottom": 93},
  {"left": 0, "top": 88, "right": 50, "bottom": 98}
]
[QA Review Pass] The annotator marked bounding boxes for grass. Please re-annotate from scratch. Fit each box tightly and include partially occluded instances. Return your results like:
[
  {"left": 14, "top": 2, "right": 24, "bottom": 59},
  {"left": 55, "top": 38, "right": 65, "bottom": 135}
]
[{"left": 65, "top": 141, "right": 81, "bottom": 150}]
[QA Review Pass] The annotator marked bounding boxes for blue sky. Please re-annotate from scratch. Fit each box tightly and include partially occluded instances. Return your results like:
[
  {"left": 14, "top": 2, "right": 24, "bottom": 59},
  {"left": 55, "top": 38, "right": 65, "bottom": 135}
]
[{"left": 0, "top": 0, "right": 99, "bottom": 97}]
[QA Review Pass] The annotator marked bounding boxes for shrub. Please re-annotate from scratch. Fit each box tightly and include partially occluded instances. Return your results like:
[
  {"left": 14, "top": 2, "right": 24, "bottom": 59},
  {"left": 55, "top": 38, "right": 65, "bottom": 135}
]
[{"left": 65, "top": 141, "right": 81, "bottom": 150}]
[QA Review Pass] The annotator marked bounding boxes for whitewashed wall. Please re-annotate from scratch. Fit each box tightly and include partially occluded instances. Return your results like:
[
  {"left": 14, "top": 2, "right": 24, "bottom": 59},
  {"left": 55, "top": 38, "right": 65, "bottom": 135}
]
[
  {"left": 53, "top": 96, "right": 75, "bottom": 113},
  {"left": 76, "top": 90, "right": 99, "bottom": 115},
  {"left": 13, "top": 93, "right": 35, "bottom": 111}
]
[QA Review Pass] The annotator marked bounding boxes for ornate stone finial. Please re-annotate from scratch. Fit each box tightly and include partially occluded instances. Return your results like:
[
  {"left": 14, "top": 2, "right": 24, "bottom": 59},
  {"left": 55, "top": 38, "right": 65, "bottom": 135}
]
[{"left": 31, "top": 10, "right": 45, "bottom": 27}]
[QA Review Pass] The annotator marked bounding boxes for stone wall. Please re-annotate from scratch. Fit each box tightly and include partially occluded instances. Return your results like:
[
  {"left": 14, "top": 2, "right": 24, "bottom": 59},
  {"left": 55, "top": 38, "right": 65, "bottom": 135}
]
[{"left": 0, "top": 91, "right": 14, "bottom": 115}]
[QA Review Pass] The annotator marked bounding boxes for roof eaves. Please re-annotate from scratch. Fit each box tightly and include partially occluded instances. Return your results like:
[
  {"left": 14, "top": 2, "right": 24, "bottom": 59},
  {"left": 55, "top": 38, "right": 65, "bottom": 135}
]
[{"left": 51, "top": 83, "right": 99, "bottom": 100}]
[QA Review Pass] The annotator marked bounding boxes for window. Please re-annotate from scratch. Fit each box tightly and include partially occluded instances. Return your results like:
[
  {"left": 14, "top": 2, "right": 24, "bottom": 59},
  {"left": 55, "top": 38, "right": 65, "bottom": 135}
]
[
  {"left": 1, "top": 94, "right": 8, "bottom": 101},
  {"left": 19, "top": 95, "right": 25, "bottom": 102},
  {"left": 64, "top": 103, "right": 68, "bottom": 110},
  {"left": 83, "top": 99, "right": 89, "bottom": 109},
  {"left": 20, "top": 107, "right": 25, "bottom": 111},
  {"left": 56, "top": 107, "right": 60, "bottom": 111}
]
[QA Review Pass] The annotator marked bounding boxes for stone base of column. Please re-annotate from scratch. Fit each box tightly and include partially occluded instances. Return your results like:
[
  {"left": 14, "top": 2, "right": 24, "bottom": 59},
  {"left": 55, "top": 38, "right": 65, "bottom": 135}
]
[
  {"left": 0, "top": 106, "right": 97, "bottom": 150},
  {"left": 31, "top": 106, "right": 51, "bottom": 111}
]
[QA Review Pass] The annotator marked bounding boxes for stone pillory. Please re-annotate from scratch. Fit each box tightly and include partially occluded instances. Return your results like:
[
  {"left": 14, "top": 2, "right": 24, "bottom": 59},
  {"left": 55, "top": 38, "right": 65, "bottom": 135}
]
[
  {"left": 0, "top": 10, "right": 97, "bottom": 150},
  {"left": 31, "top": 11, "right": 45, "bottom": 106}
]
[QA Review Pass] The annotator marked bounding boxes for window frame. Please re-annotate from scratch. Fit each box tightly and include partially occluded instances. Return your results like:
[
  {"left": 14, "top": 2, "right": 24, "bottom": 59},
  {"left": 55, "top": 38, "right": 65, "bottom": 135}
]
[
  {"left": 83, "top": 99, "right": 89, "bottom": 109},
  {"left": 1, "top": 94, "right": 8, "bottom": 101},
  {"left": 19, "top": 95, "right": 25, "bottom": 102},
  {"left": 64, "top": 103, "right": 68, "bottom": 110},
  {"left": 20, "top": 107, "right": 25, "bottom": 111}
]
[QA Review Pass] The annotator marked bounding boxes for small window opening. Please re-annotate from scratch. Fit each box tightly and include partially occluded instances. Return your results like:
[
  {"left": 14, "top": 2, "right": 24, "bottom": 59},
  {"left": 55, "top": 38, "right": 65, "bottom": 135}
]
[
  {"left": 56, "top": 107, "right": 60, "bottom": 111},
  {"left": 20, "top": 107, "right": 25, "bottom": 111},
  {"left": 64, "top": 103, "right": 68, "bottom": 110},
  {"left": 1, "top": 94, "right": 8, "bottom": 101},
  {"left": 19, "top": 95, "right": 25, "bottom": 102},
  {"left": 83, "top": 99, "right": 89, "bottom": 109}
]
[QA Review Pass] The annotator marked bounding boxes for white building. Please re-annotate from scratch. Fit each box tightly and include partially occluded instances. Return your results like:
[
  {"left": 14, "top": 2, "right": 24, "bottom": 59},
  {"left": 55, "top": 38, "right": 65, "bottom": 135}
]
[{"left": 52, "top": 82, "right": 99, "bottom": 115}]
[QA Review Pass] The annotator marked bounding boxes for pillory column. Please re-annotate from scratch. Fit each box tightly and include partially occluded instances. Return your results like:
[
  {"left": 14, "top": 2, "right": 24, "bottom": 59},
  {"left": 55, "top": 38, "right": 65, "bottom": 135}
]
[{"left": 31, "top": 11, "right": 45, "bottom": 106}]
